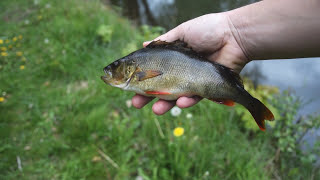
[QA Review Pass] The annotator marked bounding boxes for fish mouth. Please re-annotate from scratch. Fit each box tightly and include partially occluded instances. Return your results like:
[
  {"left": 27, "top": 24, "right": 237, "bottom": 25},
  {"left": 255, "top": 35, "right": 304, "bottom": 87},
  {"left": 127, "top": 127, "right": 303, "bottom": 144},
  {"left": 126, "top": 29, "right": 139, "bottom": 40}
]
[
  {"left": 101, "top": 75, "right": 110, "bottom": 84},
  {"left": 101, "top": 66, "right": 113, "bottom": 84}
]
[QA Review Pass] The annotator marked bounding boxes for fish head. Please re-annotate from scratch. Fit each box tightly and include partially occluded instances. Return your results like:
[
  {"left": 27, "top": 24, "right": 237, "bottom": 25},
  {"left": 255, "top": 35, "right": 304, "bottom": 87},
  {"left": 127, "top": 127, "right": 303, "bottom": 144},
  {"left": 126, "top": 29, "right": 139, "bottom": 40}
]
[{"left": 101, "top": 57, "right": 137, "bottom": 88}]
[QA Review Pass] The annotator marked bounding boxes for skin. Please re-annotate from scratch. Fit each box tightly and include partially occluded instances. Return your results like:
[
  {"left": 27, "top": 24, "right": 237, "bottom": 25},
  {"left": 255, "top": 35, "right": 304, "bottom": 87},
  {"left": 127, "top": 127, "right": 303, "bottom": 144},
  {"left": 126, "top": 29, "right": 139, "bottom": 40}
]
[{"left": 132, "top": 0, "right": 320, "bottom": 115}]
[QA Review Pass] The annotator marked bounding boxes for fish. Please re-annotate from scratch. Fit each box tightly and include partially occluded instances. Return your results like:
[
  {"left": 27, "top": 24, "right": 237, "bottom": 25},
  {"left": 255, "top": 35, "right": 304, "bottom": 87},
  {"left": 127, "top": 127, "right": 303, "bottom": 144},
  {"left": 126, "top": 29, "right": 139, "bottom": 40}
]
[{"left": 101, "top": 40, "right": 274, "bottom": 131}]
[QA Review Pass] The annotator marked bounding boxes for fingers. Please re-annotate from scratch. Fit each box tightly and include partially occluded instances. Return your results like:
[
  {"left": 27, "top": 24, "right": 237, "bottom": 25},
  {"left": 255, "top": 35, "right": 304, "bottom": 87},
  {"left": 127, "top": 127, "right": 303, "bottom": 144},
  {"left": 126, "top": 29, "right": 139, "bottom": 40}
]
[
  {"left": 176, "top": 96, "right": 202, "bottom": 108},
  {"left": 152, "top": 99, "right": 176, "bottom": 115},
  {"left": 152, "top": 96, "right": 202, "bottom": 115},
  {"left": 132, "top": 94, "right": 154, "bottom": 109},
  {"left": 132, "top": 94, "right": 176, "bottom": 115},
  {"left": 132, "top": 94, "right": 202, "bottom": 115}
]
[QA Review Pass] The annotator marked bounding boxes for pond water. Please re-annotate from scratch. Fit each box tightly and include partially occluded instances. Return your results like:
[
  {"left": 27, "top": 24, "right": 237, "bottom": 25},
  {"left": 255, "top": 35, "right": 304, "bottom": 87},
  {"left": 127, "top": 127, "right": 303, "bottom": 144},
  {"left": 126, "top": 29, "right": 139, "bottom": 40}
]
[{"left": 110, "top": 0, "right": 320, "bottom": 117}]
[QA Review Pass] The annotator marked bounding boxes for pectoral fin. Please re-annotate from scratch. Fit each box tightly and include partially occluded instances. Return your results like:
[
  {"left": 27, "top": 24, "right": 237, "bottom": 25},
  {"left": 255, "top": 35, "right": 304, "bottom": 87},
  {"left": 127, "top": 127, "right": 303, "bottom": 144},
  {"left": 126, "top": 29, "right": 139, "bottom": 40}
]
[{"left": 136, "top": 69, "right": 163, "bottom": 81}]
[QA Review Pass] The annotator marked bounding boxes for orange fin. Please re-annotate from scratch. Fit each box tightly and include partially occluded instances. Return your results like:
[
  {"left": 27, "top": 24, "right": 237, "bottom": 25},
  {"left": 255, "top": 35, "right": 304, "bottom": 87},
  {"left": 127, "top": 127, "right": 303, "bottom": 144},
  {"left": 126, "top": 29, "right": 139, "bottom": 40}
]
[
  {"left": 244, "top": 98, "right": 275, "bottom": 131},
  {"left": 209, "top": 99, "right": 235, "bottom": 107},
  {"left": 259, "top": 125, "right": 266, "bottom": 131},
  {"left": 136, "top": 69, "right": 162, "bottom": 81},
  {"left": 145, "top": 91, "right": 171, "bottom": 95}
]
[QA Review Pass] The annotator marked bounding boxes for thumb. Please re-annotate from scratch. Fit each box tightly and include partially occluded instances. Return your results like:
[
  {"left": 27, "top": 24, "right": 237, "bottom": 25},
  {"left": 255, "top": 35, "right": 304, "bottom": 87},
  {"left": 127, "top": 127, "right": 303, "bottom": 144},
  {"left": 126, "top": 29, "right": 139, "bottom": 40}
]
[
  {"left": 143, "top": 25, "right": 182, "bottom": 47},
  {"left": 208, "top": 44, "right": 247, "bottom": 74},
  {"left": 143, "top": 41, "right": 152, "bottom": 47}
]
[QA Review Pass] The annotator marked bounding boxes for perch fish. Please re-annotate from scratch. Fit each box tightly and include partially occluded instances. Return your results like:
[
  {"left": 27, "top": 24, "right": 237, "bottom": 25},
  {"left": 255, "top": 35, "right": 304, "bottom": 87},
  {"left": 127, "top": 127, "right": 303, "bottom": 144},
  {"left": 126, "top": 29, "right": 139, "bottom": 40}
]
[{"left": 101, "top": 40, "right": 274, "bottom": 130}]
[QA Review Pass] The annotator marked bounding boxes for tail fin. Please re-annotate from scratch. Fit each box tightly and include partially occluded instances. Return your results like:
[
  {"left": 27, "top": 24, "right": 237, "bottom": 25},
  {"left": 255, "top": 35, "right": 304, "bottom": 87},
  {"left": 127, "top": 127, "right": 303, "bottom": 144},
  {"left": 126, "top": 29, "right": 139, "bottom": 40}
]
[{"left": 243, "top": 97, "right": 274, "bottom": 131}]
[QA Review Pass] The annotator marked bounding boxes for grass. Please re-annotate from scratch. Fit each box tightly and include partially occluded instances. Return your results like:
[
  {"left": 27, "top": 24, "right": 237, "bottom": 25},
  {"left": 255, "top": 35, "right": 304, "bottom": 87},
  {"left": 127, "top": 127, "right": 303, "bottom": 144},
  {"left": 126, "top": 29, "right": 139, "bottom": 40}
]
[{"left": 0, "top": 0, "right": 318, "bottom": 179}]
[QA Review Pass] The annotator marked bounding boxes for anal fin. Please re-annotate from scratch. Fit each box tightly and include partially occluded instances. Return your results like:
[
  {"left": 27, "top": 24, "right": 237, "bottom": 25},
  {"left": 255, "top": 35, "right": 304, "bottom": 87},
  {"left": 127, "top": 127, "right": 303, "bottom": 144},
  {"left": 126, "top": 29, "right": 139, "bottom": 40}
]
[{"left": 209, "top": 99, "right": 235, "bottom": 107}]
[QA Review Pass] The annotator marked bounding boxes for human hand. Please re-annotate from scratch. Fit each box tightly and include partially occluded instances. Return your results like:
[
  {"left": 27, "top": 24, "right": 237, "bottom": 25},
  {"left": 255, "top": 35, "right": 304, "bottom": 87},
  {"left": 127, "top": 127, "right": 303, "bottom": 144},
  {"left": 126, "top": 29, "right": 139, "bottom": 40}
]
[{"left": 132, "top": 13, "right": 249, "bottom": 115}]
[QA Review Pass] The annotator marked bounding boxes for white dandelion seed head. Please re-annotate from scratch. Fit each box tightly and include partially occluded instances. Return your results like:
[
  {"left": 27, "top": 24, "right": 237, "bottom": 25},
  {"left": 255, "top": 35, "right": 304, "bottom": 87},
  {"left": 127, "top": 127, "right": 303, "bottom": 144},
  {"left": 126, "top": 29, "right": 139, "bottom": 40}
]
[
  {"left": 170, "top": 106, "right": 181, "bottom": 117},
  {"left": 44, "top": 38, "right": 49, "bottom": 44},
  {"left": 126, "top": 99, "right": 132, "bottom": 108},
  {"left": 186, "top": 113, "right": 193, "bottom": 119}
]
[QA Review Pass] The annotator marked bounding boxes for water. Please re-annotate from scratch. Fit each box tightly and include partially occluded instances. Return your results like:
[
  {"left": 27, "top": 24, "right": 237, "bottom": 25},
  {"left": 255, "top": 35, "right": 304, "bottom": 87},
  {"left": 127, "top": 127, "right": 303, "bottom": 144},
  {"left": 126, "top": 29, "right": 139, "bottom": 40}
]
[
  {"left": 109, "top": 0, "right": 320, "bottom": 116},
  {"left": 246, "top": 59, "right": 320, "bottom": 115},
  {"left": 110, "top": 0, "right": 257, "bottom": 30}
]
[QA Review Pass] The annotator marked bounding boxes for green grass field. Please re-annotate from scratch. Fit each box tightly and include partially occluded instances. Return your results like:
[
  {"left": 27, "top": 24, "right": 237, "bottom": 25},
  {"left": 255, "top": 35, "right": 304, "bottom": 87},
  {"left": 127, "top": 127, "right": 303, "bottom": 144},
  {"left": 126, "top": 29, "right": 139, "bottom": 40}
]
[{"left": 1, "top": 0, "right": 319, "bottom": 179}]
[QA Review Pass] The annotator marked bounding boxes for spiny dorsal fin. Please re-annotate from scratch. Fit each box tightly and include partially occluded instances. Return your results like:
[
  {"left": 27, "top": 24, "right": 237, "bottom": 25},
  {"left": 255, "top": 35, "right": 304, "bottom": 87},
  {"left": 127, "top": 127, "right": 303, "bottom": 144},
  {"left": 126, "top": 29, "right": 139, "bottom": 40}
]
[
  {"left": 146, "top": 40, "right": 188, "bottom": 48},
  {"left": 146, "top": 40, "right": 204, "bottom": 59}
]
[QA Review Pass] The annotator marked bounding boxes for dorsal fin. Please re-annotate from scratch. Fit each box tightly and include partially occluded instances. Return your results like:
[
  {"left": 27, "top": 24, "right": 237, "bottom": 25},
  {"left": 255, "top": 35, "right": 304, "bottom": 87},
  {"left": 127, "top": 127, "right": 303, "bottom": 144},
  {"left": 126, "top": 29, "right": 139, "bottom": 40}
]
[
  {"left": 215, "top": 64, "right": 244, "bottom": 88},
  {"left": 146, "top": 40, "right": 204, "bottom": 59},
  {"left": 146, "top": 40, "right": 187, "bottom": 49},
  {"left": 230, "top": 70, "right": 243, "bottom": 88}
]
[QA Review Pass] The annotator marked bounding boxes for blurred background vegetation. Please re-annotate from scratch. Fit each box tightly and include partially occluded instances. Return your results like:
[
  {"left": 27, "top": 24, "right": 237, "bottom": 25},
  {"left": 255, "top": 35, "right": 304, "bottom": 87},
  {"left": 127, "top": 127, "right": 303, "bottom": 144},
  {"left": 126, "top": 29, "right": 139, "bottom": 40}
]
[{"left": 1, "top": 0, "right": 320, "bottom": 179}]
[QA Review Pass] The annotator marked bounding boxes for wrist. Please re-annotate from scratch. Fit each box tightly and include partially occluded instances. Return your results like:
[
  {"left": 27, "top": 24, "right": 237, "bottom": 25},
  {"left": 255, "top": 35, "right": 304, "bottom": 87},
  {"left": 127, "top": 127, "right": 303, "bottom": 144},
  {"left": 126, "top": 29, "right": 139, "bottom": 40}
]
[
  {"left": 225, "top": 2, "right": 264, "bottom": 61},
  {"left": 225, "top": 11, "right": 251, "bottom": 61}
]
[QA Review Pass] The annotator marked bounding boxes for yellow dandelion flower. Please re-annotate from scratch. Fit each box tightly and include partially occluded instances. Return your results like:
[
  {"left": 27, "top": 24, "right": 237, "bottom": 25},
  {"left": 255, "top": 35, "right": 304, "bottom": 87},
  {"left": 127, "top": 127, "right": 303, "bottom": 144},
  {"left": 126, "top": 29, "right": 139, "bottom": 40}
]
[
  {"left": 1, "top": 47, "right": 7, "bottom": 51},
  {"left": 18, "top": 35, "right": 23, "bottom": 40},
  {"left": 1, "top": 52, "right": 8, "bottom": 56},
  {"left": 0, "top": 39, "right": 3, "bottom": 44},
  {"left": 13, "top": 37, "right": 18, "bottom": 42},
  {"left": 8, "top": 45, "right": 13, "bottom": 49},
  {"left": 0, "top": 97, "right": 5, "bottom": 102},
  {"left": 20, "top": 65, "right": 25, "bottom": 70},
  {"left": 5, "top": 39, "right": 10, "bottom": 43},
  {"left": 173, "top": 127, "right": 184, "bottom": 137},
  {"left": 16, "top": 51, "right": 23, "bottom": 56}
]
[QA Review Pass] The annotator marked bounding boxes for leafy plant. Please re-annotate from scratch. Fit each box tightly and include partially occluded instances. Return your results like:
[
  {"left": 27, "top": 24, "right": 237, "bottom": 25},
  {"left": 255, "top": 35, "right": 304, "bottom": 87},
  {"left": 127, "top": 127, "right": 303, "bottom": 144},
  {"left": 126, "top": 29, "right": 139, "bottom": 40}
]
[
  {"left": 139, "top": 25, "right": 165, "bottom": 41},
  {"left": 96, "top": 25, "right": 114, "bottom": 43},
  {"left": 268, "top": 91, "right": 320, "bottom": 178}
]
